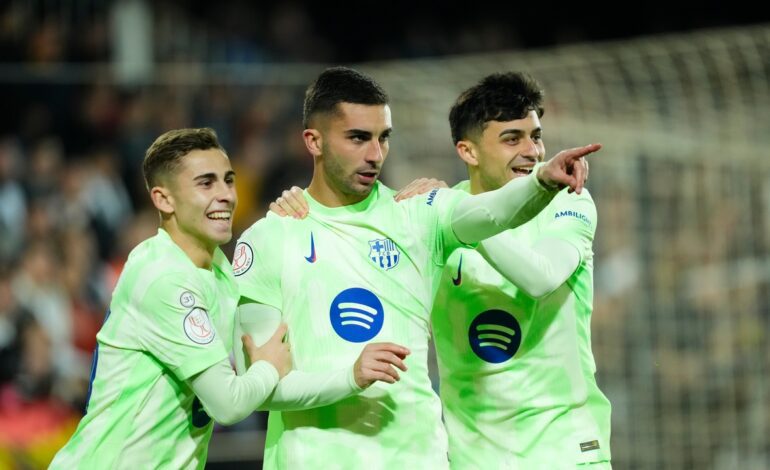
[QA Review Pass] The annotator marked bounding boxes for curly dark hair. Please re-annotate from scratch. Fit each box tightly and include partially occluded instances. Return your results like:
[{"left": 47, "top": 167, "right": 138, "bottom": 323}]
[{"left": 449, "top": 72, "right": 544, "bottom": 144}]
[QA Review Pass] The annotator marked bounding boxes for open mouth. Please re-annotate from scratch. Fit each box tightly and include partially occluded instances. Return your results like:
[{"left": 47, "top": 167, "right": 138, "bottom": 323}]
[
  {"left": 356, "top": 171, "right": 378, "bottom": 184},
  {"left": 511, "top": 166, "right": 534, "bottom": 176},
  {"left": 207, "top": 211, "right": 232, "bottom": 221}
]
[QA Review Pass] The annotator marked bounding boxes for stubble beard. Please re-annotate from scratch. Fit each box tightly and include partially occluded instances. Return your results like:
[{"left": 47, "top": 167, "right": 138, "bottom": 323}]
[{"left": 324, "top": 157, "right": 373, "bottom": 199}]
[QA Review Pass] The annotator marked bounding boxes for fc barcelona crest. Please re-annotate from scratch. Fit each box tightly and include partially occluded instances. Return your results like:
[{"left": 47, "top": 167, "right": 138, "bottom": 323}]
[{"left": 369, "top": 238, "right": 400, "bottom": 270}]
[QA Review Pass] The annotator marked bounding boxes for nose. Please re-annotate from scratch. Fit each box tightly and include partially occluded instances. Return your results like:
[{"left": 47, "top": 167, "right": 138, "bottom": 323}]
[
  {"left": 522, "top": 137, "right": 542, "bottom": 161},
  {"left": 365, "top": 141, "right": 384, "bottom": 163},
  {"left": 217, "top": 182, "right": 237, "bottom": 207}
]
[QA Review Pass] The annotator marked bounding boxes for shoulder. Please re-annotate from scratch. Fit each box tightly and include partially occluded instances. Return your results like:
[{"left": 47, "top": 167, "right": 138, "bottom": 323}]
[
  {"left": 124, "top": 266, "right": 208, "bottom": 319},
  {"left": 376, "top": 182, "right": 397, "bottom": 198},
  {"left": 543, "top": 188, "right": 597, "bottom": 232},
  {"left": 233, "top": 214, "right": 288, "bottom": 278},
  {"left": 239, "top": 212, "right": 285, "bottom": 237},
  {"left": 452, "top": 180, "right": 471, "bottom": 192},
  {"left": 121, "top": 234, "right": 196, "bottom": 287},
  {"left": 398, "top": 186, "right": 468, "bottom": 211},
  {"left": 237, "top": 213, "right": 287, "bottom": 248}
]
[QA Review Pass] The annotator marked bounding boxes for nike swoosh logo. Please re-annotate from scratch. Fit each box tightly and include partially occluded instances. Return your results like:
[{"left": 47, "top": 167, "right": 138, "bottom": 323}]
[
  {"left": 452, "top": 254, "right": 463, "bottom": 286},
  {"left": 305, "top": 232, "right": 317, "bottom": 263}
]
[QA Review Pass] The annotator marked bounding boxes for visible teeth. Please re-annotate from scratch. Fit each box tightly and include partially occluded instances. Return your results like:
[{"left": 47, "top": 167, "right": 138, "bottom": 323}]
[{"left": 208, "top": 211, "right": 231, "bottom": 220}]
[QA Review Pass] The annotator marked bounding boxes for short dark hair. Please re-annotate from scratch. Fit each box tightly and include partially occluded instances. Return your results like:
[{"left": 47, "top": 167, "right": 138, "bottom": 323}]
[
  {"left": 143, "top": 127, "right": 224, "bottom": 190},
  {"left": 449, "top": 72, "right": 545, "bottom": 144},
  {"left": 303, "top": 66, "right": 389, "bottom": 128}
]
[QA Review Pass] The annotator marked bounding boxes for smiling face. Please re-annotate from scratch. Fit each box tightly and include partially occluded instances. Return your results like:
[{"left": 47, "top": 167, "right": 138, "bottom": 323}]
[
  {"left": 306, "top": 102, "right": 392, "bottom": 206},
  {"left": 462, "top": 110, "right": 544, "bottom": 193},
  {"left": 152, "top": 148, "right": 237, "bottom": 266}
]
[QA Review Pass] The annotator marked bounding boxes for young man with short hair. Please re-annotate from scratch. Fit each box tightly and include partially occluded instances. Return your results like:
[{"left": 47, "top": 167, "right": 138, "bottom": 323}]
[
  {"left": 238, "top": 67, "right": 599, "bottom": 467},
  {"left": 431, "top": 72, "right": 612, "bottom": 468},
  {"left": 51, "top": 128, "right": 291, "bottom": 469}
]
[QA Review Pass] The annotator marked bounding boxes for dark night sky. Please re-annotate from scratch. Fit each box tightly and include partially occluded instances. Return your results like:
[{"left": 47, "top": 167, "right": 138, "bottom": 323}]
[{"left": 191, "top": 1, "right": 770, "bottom": 62}]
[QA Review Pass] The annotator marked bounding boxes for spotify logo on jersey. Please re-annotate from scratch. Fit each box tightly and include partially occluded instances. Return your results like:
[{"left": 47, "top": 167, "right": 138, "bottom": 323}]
[
  {"left": 330, "top": 288, "right": 384, "bottom": 342},
  {"left": 468, "top": 309, "right": 522, "bottom": 363}
]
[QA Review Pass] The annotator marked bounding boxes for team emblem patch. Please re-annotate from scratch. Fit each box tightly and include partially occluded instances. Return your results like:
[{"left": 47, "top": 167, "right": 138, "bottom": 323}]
[
  {"left": 329, "top": 288, "right": 385, "bottom": 342},
  {"left": 468, "top": 309, "right": 522, "bottom": 363},
  {"left": 232, "top": 242, "right": 254, "bottom": 276},
  {"left": 183, "top": 308, "right": 215, "bottom": 344},
  {"left": 368, "top": 238, "right": 400, "bottom": 270}
]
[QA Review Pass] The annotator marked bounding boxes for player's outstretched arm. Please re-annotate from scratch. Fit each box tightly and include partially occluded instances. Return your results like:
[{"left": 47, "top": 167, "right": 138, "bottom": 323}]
[
  {"left": 189, "top": 325, "right": 290, "bottom": 426},
  {"left": 451, "top": 143, "right": 601, "bottom": 244},
  {"left": 238, "top": 302, "right": 410, "bottom": 412},
  {"left": 477, "top": 235, "right": 581, "bottom": 298},
  {"left": 476, "top": 189, "right": 597, "bottom": 297}
]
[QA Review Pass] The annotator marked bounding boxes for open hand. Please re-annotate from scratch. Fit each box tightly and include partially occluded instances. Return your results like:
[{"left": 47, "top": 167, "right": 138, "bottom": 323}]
[{"left": 353, "top": 342, "right": 411, "bottom": 388}]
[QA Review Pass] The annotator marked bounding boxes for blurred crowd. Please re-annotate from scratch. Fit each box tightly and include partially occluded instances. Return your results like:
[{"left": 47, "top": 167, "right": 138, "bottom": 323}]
[
  {"left": 0, "top": 4, "right": 324, "bottom": 466},
  {"left": 2, "top": 2, "right": 770, "bottom": 468}
]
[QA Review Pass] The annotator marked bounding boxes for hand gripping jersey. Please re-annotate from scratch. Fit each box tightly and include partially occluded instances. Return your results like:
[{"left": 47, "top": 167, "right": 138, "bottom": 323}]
[
  {"left": 432, "top": 181, "right": 612, "bottom": 469},
  {"left": 51, "top": 229, "right": 238, "bottom": 470},
  {"left": 234, "top": 182, "right": 469, "bottom": 468}
]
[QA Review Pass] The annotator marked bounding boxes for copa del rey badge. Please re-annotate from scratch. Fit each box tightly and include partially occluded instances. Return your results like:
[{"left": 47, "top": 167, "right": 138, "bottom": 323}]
[
  {"left": 232, "top": 242, "right": 254, "bottom": 276},
  {"left": 184, "top": 308, "right": 215, "bottom": 344}
]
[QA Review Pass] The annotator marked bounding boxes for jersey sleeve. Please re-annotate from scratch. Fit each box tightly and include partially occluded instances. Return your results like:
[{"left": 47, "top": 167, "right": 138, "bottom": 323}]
[
  {"left": 233, "top": 216, "right": 284, "bottom": 309},
  {"left": 408, "top": 187, "right": 473, "bottom": 267},
  {"left": 137, "top": 273, "right": 230, "bottom": 381},
  {"left": 540, "top": 188, "right": 597, "bottom": 260}
]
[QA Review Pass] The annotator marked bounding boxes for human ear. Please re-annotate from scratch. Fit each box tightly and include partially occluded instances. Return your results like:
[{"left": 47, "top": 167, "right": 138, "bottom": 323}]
[{"left": 456, "top": 140, "right": 479, "bottom": 167}]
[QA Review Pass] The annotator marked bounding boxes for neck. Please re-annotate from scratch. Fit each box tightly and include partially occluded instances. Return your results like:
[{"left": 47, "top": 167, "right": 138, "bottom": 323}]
[
  {"left": 307, "top": 174, "right": 369, "bottom": 207},
  {"left": 468, "top": 171, "right": 488, "bottom": 195},
  {"left": 161, "top": 221, "right": 214, "bottom": 269}
]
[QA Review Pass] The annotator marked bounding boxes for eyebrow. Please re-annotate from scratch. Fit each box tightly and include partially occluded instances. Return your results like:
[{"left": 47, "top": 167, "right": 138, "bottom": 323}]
[
  {"left": 498, "top": 127, "right": 541, "bottom": 138},
  {"left": 193, "top": 170, "right": 236, "bottom": 181},
  {"left": 344, "top": 127, "right": 393, "bottom": 137},
  {"left": 345, "top": 129, "right": 372, "bottom": 137}
]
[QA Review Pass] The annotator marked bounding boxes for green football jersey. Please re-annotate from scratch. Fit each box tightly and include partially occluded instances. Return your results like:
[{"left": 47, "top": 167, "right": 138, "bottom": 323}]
[
  {"left": 51, "top": 229, "right": 238, "bottom": 470},
  {"left": 234, "top": 182, "right": 469, "bottom": 468},
  {"left": 432, "top": 181, "right": 611, "bottom": 468}
]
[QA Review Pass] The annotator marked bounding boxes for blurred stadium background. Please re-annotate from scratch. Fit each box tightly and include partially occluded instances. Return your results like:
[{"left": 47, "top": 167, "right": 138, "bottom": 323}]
[{"left": 1, "top": 1, "right": 769, "bottom": 469}]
